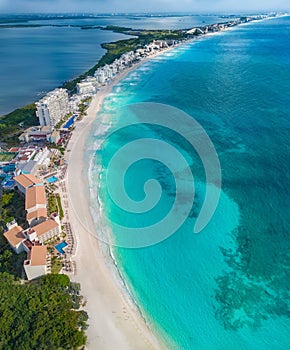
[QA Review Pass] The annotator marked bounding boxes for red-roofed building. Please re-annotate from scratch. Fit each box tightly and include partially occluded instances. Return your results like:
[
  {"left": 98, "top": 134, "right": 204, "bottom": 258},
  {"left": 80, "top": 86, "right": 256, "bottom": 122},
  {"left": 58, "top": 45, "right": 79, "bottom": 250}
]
[
  {"left": 3, "top": 224, "right": 26, "bottom": 254},
  {"left": 24, "top": 217, "right": 60, "bottom": 243},
  {"left": 24, "top": 245, "right": 47, "bottom": 280},
  {"left": 14, "top": 173, "right": 42, "bottom": 194}
]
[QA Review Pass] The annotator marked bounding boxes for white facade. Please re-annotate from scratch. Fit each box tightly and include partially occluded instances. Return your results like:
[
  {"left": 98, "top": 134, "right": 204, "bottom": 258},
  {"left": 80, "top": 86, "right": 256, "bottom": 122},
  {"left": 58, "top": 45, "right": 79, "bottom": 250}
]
[
  {"left": 24, "top": 246, "right": 47, "bottom": 281},
  {"left": 77, "top": 81, "right": 96, "bottom": 95},
  {"left": 36, "top": 88, "right": 69, "bottom": 127},
  {"left": 38, "top": 224, "right": 60, "bottom": 243},
  {"left": 24, "top": 263, "right": 47, "bottom": 281},
  {"left": 33, "top": 147, "right": 51, "bottom": 170},
  {"left": 95, "top": 70, "right": 106, "bottom": 84},
  {"left": 103, "top": 65, "right": 113, "bottom": 79},
  {"left": 24, "top": 218, "right": 60, "bottom": 244}
]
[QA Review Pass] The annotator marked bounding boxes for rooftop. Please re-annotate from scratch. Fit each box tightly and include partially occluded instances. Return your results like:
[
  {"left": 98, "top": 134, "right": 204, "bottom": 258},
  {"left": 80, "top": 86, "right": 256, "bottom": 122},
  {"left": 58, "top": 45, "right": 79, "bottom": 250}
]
[
  {"left": 9, "top": 147, "right": 20, "bottom": 153},
  {"left": 14, "top": 174, "right": 41, "bottom": 189},
  {"left": 32, "top": 219, "right": 59, "bottom": 237},
  {"left": 28, "top": 245, "right": 47, "bottom": 266},
  {"left": 26, "top": 208, "right": 48, "bottom": 221},
  {"left": 25, "top": 185, "right": 46, "bottom": 210},
  {"left": 17, "top": 160, "right": 37, "bottom": 174},
  {"left": 4, "top": 225, "right": 25, "bottom": 247}
]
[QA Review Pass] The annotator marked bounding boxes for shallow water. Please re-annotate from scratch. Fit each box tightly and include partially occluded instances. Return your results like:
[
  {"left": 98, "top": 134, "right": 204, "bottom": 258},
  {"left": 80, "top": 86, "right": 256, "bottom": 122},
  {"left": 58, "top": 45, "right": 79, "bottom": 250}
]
[{"left": 89, "top": 16, "right": 290, "bottom": 349}]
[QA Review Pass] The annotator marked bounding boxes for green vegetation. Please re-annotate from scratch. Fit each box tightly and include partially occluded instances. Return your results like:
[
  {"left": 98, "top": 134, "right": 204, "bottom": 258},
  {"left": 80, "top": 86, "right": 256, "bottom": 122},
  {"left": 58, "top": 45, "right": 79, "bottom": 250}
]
[
  {"left": 47, "top": 193, "right": 58, "bottom": 214},
  {"left": 0, "top": 273, "right": 87, "bottom": 349},
  {"left": 0, "top": 234, "right": 26, "bottom": 277},
  {"left": 47, "top": 193, "right": 64, "bottom": 219},
  {"left": 0, "top": 190, "right": 25, "bottom": 226},
  {"left": 0, "top": 103, "right": 37, "bottom": 145},
  {"left": 56, "top": 194, "right": 64, "bottom": 220},
  {"left": 78, "top": 97, "right": 92, "bottom": 118},
  {"left": 51, "top": 255, "right": 63, "bottom": 274},
  {"left": 0, "top": 152, "right": 16, "bottom": 162},
  {"left": 50, "top": 144, "right": 66, "bottom": 155},
  {"left": 63, "top": 26, "right": 188, "bottom": 92},
  {"left": 0, "top": 191, "right": 26, "bottom": 277}
]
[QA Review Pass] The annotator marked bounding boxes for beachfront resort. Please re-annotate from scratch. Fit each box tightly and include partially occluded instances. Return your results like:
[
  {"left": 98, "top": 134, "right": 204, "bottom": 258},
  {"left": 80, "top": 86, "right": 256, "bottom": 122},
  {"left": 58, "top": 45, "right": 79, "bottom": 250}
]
[
  {"left": 0, "top": 11, "right": 277, "bottom": 282},
  {"left": 0, "top": 8, "right": 288, "bottom": 350},
  {"left": 2, "top": 170, "right": 76, "bottom": 280}
]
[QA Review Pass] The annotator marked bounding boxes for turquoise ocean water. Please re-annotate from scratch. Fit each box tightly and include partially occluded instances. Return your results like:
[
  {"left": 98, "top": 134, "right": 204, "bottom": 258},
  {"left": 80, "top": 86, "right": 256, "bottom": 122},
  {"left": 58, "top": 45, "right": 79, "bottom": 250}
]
[{"left": 88, "top": 17, "right": 290, "bottom": 349}]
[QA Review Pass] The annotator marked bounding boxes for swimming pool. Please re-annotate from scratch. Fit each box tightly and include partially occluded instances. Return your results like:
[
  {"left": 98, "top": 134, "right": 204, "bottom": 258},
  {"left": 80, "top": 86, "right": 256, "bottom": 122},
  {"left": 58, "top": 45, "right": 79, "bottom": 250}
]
[
  {"left": 54, "top": 241, "right": 67, "bottom": 254},
  {"left": 3, "top": 180, "right": 15, "bottom": 189},
  {"left": 63, "top": 115, "right": 75, "bottom": 129},
  {"left": 47, "top": 176, "right": 58, "bottom": 183}
]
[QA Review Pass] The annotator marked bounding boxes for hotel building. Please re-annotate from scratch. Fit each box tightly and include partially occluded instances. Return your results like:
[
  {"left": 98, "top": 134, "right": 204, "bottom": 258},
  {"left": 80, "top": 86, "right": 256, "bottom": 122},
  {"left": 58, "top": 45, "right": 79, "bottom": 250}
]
[
  {"left": 25, "top": 217, "right": 60, "bottom": 244},
  {"left": 77, "top": 77, "right": 97, "bottom": 95},
  {"left": 14, "top": 173, "right": 42, "bottom": 194},
  {"left": 4, "top": 223, "right": 26, "bottom": 254},
  {"left": 24, "top": 245, "right": 47, "bottom": 281},
  {"left": 36, "top": 88, "right": 69, "bottom": 127}
]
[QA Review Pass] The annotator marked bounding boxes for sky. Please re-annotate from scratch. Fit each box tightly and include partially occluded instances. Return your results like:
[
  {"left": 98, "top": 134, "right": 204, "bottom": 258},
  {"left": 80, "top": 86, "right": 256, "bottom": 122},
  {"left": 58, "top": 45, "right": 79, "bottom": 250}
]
[{"left": 0, "top": 0, "right": 289, "bottom": 14}]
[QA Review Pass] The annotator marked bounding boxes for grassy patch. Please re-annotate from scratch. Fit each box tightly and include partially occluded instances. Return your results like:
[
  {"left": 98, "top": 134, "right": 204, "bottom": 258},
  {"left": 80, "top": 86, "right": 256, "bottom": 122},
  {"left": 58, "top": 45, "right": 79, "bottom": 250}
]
[
  {"left": 51, "top": 256, "right": 63, "bottom": 274},
  {"left": 56, "top": 194, "right": 64, "bottom": 220},
  {"left": 0, "top": 152, "right": 16, "bottom": 162},
  {"left": 47, "top": 193, "right": 58, "bottom": 215}
]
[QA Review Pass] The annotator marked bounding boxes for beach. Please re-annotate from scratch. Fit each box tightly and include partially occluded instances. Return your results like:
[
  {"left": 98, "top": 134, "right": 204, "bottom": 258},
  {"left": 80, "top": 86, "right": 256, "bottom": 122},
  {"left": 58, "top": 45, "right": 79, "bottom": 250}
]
[
  {"left": 65, "top": 63, "right": 168, "bottom": 349},
  {"left": 62, "top": 14, "right": 289, "bottom": 350},
  {"left": 63, "top": 24, "right": 249, "bottom": 350}
]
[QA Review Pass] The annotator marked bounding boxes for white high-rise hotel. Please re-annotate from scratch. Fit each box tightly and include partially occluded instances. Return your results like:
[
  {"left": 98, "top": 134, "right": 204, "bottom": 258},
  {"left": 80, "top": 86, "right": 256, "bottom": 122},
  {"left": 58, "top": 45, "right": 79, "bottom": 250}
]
[{"left": 36, "top": 88, "right": 69, "bottom": 127}]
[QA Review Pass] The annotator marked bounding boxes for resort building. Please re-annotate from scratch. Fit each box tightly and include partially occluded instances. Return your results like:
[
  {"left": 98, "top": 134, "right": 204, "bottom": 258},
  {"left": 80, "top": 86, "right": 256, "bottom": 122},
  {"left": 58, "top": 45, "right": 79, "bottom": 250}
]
[
  {"left": 18, "top": 125, "right": 53, "bottom": 143},
  {"left": 14, "top": 173, "right": 42, "bottom": 194},
  {"left": 36, "top": 88, "right": 69, "bottom": 127},
  {"left": 3, "top": 223, "right": 26, "bottom": 254},
  {"left": 95, "top": 70, "right": 106, "bottom": 84},
  {"left": 25, "top": 185, "right": 46, "bottom": 214},
  {"left": 103, "top": 65, "right": 114, "bottom": 79},
  {"left": 49, "top": 130, "right": 61, "bottom": 144},
  {"left": 14, "top": 147, "right": 37, "bottom": 164},
  {"left": 3, "top": 169, "right": 61, "bottom": 280},
  {"left": 25, "top": 217, "right": 60, "bottom": 243},
  {"left": 26, "top": 208, "right": 48, "bottom": 227},
  {"left": 24, "top": 245, "right": 47, "bottom": 281},
  {"left": 33, "top": 147, "right": 51, "bottom": 172},
  {"left": 16, "top": 160, "right": 38, "bottom": 176},
  {"left": 77, "top": 77, "right": 97, "bottom": 95}
]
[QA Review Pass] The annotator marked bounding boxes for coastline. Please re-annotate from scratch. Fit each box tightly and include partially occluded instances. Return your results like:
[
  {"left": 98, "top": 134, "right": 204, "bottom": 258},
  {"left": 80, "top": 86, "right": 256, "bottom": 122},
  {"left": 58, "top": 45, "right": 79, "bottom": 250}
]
[
  {"left": 65, "top": 56, "right": 170, "bottom": 349},
  {"left": 62, "top": 14, "right": 283, "bottom": 349},
  {"left": 63, "top": 15, "right": 270, "bottom": 348}
]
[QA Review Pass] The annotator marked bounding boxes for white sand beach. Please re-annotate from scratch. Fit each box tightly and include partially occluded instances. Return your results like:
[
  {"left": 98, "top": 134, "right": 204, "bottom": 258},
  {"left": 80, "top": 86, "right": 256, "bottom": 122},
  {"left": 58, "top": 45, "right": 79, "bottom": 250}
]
[
  {"left": 63, "top": 20, "right": 255, "bottom": 348},
  {"left": 65, "top": 64, "right": 167, "bottom": 349}
]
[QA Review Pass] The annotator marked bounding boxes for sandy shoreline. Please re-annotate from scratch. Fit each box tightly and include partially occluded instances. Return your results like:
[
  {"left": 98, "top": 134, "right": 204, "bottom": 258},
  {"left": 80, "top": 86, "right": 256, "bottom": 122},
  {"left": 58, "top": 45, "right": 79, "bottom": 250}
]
[
  {"left": 62, "top": 17, "right": 263, "bottom": 347},
  {"left": 63, "top": 14, "right": 277, "bottom": 348},
  {"left": 65, "top": 56, "right": 170, "bottom": 349}
]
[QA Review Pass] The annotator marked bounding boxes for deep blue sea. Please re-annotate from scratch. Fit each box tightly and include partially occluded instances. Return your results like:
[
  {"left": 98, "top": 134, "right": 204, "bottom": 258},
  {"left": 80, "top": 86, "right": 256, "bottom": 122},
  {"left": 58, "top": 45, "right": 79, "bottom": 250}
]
[{"left": 88, "top": 16, "right": 290, "bottom": 350}]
